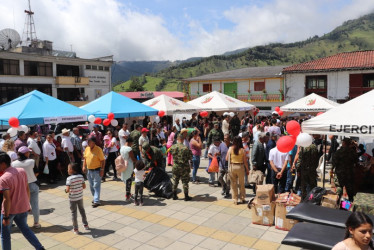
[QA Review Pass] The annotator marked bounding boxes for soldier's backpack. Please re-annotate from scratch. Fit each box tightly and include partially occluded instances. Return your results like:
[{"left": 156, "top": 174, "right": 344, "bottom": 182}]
[{"left": 115, "top": 155, "right": 128, "bottom": 173}]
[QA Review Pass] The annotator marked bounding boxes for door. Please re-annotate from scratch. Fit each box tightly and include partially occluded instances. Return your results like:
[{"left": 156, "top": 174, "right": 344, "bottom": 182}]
[{"left": 224, "top": 82, "right": 237, "bottom": 98}]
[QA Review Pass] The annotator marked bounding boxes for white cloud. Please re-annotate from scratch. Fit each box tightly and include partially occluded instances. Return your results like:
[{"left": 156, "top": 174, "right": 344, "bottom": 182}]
[{"left": 1, "top": 0, "right": 374, "bottom": 61}]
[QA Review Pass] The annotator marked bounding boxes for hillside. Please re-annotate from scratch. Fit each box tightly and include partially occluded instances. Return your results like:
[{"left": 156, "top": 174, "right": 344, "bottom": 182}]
[{"left": 114, "top": 12, "right": 374, "bottom": 92}]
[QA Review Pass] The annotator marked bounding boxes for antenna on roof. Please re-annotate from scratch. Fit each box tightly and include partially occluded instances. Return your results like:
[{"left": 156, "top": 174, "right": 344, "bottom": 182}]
[{"left": 21, "top": 0, "right": 38, "bottom": 47}]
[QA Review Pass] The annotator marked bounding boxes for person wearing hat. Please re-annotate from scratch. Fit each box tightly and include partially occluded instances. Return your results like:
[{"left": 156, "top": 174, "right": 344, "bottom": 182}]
[
  {"left": 169, "top": 134, "right": 193, "bottom": 201},
  {"left": 139, "top": 128, "right": 150, "bottom": 160},
  {"left": 89, "top": 125, "right": 103, "bottom": 148},
  {"left": 222, "top": 115, "right": 230, "bottom": 135},
  {"left": 12, "top": 146, "right": 41, "bottom": 229},
  {"left": 129, "top": 125, "right": 142, "bottom": 160},
  {"left": 332, "top": 138, "right": 358, "bottom": 202},
  {"left": 141, "top": 142, "right": 163, "bottom": 170}
]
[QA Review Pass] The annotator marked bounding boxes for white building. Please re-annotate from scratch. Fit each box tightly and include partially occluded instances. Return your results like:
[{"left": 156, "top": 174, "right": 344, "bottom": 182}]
[
  {"left": 184, "top": 65, "right": 286, "bottom": 110},
  {"left": 0, "top": 44, "right": 112, "bottom": 106},
  {"left": 283, "top": 50, "right": 374, "bottom": 104}
]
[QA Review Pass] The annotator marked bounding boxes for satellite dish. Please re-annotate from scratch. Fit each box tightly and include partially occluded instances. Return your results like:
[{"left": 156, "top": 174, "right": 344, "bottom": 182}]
[{"left": 0, "top": 29, "right": 21, "bottom": 50}]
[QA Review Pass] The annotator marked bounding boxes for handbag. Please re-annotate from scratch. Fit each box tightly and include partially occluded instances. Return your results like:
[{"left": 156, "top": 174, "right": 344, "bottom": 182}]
[
  {"left": 43, "top": 164, "right": 49, "bottom": 175},
  {"left": 115, "top": 155, "right": 128, "bottom": 173},
  {"left": 207, "top": 156, "right": 219, "bottom": 173}
]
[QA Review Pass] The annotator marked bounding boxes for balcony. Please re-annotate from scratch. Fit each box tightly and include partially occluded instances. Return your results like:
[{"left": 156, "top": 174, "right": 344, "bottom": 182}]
[
  {"left": 187, "top": 92, "right": 284, "bottom": 102},
  {"left": 55, "top": 76, "right": 89, "bottom": 85}
]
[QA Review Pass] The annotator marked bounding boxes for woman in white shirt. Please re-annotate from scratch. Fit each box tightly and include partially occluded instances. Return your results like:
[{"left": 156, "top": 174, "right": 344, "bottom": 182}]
[
  {"left": 12, "top": 146, "right": 41, "bottom": 229},
  {"left": 120, "top": 137, "right": 137, "bottom": 201},
  {"left": 103, "top": 129, "right": 119, "bottom": 182}
]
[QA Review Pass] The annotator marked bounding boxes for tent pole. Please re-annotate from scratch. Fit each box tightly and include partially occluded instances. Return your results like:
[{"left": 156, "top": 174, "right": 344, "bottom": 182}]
[{"left": 322, "top": 135, "right": 327, "bottom": 188}]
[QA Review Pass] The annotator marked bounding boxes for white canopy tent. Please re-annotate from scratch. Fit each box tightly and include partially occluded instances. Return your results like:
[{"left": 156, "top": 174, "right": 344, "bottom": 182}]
[
  {"left": 187, "top": 91, "right": 255, "bottom": 112},
  {"left": 143, "top": 94, "right": 202, "bottom": 115},
  {"left": 302, "top": 90, "right": 374, "bottom": 137},
  {"left": 281, "top": 93, "right": 340, "bottom": 113}
]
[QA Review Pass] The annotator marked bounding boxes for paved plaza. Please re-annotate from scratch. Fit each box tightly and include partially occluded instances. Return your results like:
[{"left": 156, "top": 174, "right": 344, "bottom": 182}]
[{"left": 10, "top": 158, "right": 301, "bottom": 250}]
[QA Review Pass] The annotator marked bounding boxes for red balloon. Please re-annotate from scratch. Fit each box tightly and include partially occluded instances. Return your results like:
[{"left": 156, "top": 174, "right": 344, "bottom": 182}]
[
  {"left": 317, "top": 112, "right": 324, "bottom": 116},
  {"left": 103, "top": 119, "right": 110, "bottom": 126},
  {"left": 275, "top": 106, "right": 280, "bottom": 112},
  {"left": 8, "top": 117, "right": 19, "bottom": 128},
  {"left": 200, "top": 111, "right": 208, "bottom": 117},
  {"left": 107, "top": 112, "right": 115, "bottom": 120},
  {"left": 286, "top": 120, "right": 301, "bottom": 137},
  {"left": 276, "top": 136, "right": 296, "bottom": 153},
  {"left": 94, "top": 117, "right": 102, "bottom": 124},
  {"left": 278, "top": 110, "right": 284, "bottom": 116},
  {"left": 158, "top": 110, "right": 165, "bottom": 117}
]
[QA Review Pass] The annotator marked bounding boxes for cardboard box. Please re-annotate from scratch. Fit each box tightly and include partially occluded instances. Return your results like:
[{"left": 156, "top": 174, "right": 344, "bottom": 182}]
[
  {"left": 256, "top": 184, "right": 275, "bottom": 205},
  {"left": 321, "top": 194, "right": 339, "bottom": 209},
  {"left": 275, "top": 203, "right": 298, "bottom": 231},
  {"left": 249, "top": 199, "right": 276, "bottom": 226},
  {"left": 288, "top": 193, "right": 302, "bottom": 206},
  {"left": 276, "top": 192, "right": 290, "bottom": 203}
]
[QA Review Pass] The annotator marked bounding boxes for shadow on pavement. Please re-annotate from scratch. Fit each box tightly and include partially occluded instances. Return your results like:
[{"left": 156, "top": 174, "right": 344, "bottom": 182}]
[
  {"left": 192, "top": 194, "right": 218, "bottom": 202},
  {"left": 81, "top": 228, "right": 115, "bottom": 238}
]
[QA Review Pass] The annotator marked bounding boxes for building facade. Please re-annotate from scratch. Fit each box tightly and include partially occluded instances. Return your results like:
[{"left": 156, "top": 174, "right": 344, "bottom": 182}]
[
  {"left": 283, "top": 51, "right": 374, "bottom": 104},
  {"left": 0, "top": 46, "right": 112, "bottom": 106},
  {"left": 184, "top": 65, "right": 285, "bottom": 110}
]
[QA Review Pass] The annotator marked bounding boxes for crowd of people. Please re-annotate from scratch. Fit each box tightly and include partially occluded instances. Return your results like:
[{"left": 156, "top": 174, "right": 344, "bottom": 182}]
[{"left": 0, "top": 111, "right": 373, "bottom": 249}]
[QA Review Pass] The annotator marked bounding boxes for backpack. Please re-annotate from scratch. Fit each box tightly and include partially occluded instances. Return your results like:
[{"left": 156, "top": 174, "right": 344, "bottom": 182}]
[{"left": 115, "top": 155, "right": 128, "bottom": 174}]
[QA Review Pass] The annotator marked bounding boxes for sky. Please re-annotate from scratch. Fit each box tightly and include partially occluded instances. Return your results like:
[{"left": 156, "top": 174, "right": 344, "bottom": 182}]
[{"left": 1, "top": 0, "right": 374, "bottom": 61}]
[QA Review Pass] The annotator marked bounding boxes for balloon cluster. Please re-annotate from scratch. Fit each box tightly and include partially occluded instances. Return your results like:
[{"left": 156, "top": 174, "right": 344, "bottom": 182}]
[
  {"left": 276, "top": 120, "right": 313, "bottom": 153},
  {"left": 200, "top": 111, "right": 209, "bottom": 117},
  {"left": 253, "top": 108, "right": 260, "bottom": 116},
  {"left": 7, "top": 117, "right": 29, "bottom": 137},
  {"left": 274, "top": 107, "right": 284, "bottom": 116},
  {"left": 87, "top": 112, "right": 118, "bottom": 127}
]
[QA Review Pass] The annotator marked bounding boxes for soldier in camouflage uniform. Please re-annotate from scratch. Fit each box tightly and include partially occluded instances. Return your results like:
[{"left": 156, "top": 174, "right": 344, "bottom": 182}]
[
  {"left": 207, "top": 122, "right": 224, "bottom": 151},
  {"left": 169, "top": 134, "right": 193, "bottom": 201},
  {"left": 141, "top": 142, "right": 163, "bottom": 170},
  {"left": 297, "top": 143, "right": 320, "bottom": 200},
  {"left": 332, "top": 138, "right": 358, "bottom": 201},
  {"left": 130, "top": 125, "right": 142, "bottom": 160}
]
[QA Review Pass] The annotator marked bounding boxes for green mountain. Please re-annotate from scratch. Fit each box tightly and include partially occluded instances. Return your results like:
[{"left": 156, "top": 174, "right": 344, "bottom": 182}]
[{"left": 115, "top": 12, "right": 374, "bottom": 92}]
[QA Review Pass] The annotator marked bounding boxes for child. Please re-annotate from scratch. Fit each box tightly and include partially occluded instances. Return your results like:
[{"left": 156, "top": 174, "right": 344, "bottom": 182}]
[
  {"left": 66, "top": 163, "right": 89, "bottom": 234},
  {"left": 160, "top": 138, "right": 167, "bottom": 170},
  {"left": 134, "top": 160, "right": 146, "bottom": 206},
  {"left": 103, "top": 135, "right": 111, "bottom": 159}
]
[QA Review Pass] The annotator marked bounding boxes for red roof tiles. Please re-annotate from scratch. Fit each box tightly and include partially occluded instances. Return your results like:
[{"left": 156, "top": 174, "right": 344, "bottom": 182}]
[{"left": 283, "top": 50, "right": 374, "bottom": 73}]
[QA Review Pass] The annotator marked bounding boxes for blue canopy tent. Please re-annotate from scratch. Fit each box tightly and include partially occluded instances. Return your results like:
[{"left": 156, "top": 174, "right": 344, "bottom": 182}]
[
  {"left": 80, "top": 91, "right": 158, "bottom": 118},
  {"left": 0, "top": 90, "right": 89, "bottom": 125}
]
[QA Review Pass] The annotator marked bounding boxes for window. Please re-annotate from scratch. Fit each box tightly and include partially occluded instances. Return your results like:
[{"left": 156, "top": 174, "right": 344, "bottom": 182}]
[
  {"left": 254, "top": 81, "right": 265, "bottom": 91},
  {"left": 0, "top": 59, "right": 19, "bottom": 75},
  {"left": 306, "top": 75, "right": 327, "bottom": 89},
  {"left": 0, "top": 84, "right": 52, "bottom": 104},
  {"left": 92, "top": 65, "right": 97, "bottom": 70},
  {"left": 86, "top": 65, "right": 91, "bottom": 70},
  {"left": 363, "top": 74, "right": 374, "bottom": 88},
  {"left": 24, "top": 61, "right": 52, "bottom": 76},
  {"left": 202, "top": 83, "right": 212, "bottom": 92},
  {"left": 104, "top": 66, "right": 109, "bottom": 71},
  {"left": 98, "top": 66, "right": 103, "bottom": 70},
  {"left": 57, "top": 88, "right": 85, "bottom": 101},
  {"left": 56, "top": 64, "right": 80, "bottom": 76}
]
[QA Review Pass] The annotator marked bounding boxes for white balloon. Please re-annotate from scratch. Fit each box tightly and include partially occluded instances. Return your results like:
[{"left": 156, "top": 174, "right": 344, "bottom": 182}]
[
  {"left": 88, "top": 122, "right": 94, "bottom": 131},
  {"left": 18, "top": 125, "right": 29, "bottom": 133},
  {"left": 296, "top": 133, "right": 313, "bottom": 147},
  {"left": 229, "top": 112, "right": 235, "bottom": 117},
  {"left": 88, "top": 115, "right": 95, "bottom": 123},
  {"left": 154, "top": 116, "right": 160, "bottom": 123},
  {"left": 111, "top": 119, "right": 118, "bottom": 127},
  {"left": 7, "top": 127, "right": 18, "bottom": 137},
  {"left": 223, "top": 112, "right": 228, "bottom": 116}
]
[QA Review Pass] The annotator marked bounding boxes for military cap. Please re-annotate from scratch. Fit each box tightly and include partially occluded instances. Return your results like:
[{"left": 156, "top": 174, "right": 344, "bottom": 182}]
[{"left": 142, "top": 142, "right": 150, "bottom": 151}]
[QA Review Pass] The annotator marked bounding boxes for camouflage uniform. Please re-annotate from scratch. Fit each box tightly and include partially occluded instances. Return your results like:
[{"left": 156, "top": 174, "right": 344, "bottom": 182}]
[
  {"left": 130, "top": 130, "right": 141, "bottom": 159},
  {"left": 141, "top": 143, "right": 163, "bottom": 170},
  {"left": 332, "top": 146, "right": 357, "bottom": 201},
  {"left": 207, "top": 127, "right": 224, "bottom": 148},
  {"left": 169, "top": 139, "right": 193, "bottom": 200},
  {"left": 297, "top": 144, "right": 319, "bottom": 200}
]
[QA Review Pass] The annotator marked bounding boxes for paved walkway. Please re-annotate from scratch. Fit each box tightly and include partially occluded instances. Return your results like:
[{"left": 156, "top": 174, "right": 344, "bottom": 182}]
[{"left": 10, "top": 158, "right": 301, "bottom": 250}]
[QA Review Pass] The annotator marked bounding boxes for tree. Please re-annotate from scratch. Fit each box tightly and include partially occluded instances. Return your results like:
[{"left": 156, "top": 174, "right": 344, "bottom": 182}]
[
  {"left": 126, "top": 76, "right": 144, "bottom": 92},
  {"left": 155, "top": 79, "right": 166, "bottom": 91}
]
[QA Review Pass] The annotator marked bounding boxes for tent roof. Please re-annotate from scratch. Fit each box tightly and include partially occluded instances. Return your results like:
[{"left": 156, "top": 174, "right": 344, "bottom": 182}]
[
  {"left": 142, "top": 94, "right": 202, "bottom": 115},
  {"left": 280, "top": 93, "right": 339, "bottom": 112},
  {"left": 0, "top": 90, "right": 89, "bottom": 125},
  {"left": 187, "top": 91, "right": 255, "bottom": 111},
  {"left": 301, "top": 89, "right": 374, "bottom": 137},
  {"left": 80, "top": 91, "right": 158, "bottom": 118}
]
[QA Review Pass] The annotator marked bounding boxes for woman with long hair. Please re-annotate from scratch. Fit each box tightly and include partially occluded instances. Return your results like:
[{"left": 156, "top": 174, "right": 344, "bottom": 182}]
[
  {"left": 226, "top": 136, "right": 249, "bottom": 205},
  {"left": 166, "top": 126, "right": 176, "bottom": 166},
  {"left": 2, "top": 139, "right": 17, "bottom": 161},
  {"left": 332, "top": 211, "right": 373, "bottom": 250},
  {"left": 12, "top": 146, "right": 41, "bottom": 228},
  {"left": 190, "top": 130, "right": 202, "bottom": 183},
  {"left": 103, "top": 129, "right": 119, "bottom": 181}
]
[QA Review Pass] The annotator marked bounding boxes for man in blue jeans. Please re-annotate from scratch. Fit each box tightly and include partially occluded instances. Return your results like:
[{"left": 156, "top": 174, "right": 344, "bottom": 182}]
[
  {"left": 83, "top": 137, "right": 105, "bottom": 208},
  {"left": 0, "top": 152, "right": 44, "bottom": 250}
]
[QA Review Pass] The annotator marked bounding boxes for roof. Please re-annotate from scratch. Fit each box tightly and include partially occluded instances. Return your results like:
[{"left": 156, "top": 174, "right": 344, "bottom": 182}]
[
  {"left": 283, "top": 50, "right": 374, "bottom": 73},
  {"left": 119, "top": 91, "right": 185, "bottom": 99},
  {"left": 184, "top": 65, "right": 286, "bottom": 82}
]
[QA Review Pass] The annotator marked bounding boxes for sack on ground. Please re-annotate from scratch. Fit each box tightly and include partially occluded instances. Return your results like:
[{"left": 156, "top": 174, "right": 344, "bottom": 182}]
[
  {"left": 208, "top": 157, "right": 219, "bottom": 173},
  {"left": 303, "top": 187, "right": 326, "bottom": 205},
  {"left": 249, "top": 170, "right": 265, "bottom": 185},
  {"left": 115, "top": 155, "right": 128, "bottom": 173}
]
